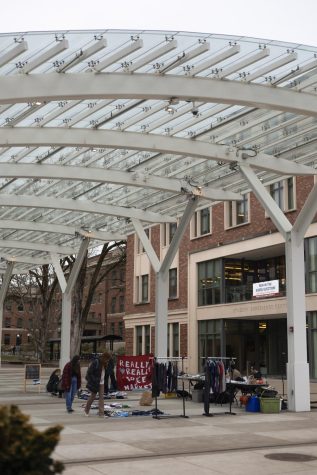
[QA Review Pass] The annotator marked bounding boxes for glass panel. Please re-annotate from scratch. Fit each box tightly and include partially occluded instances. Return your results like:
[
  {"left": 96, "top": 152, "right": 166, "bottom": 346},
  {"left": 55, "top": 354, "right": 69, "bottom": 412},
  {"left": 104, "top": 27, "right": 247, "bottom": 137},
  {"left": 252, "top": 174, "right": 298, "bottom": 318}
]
[
  {"left": 144, "top": 325, "right": 151, "bottom": 354},
  {"left": 141, "top": 275, "right": 149, "bottom": 302},
  {"left": 169, "top": 222, "right": 177, "bottom": 243},
  {"left": 200, "top": 208, "right": 210, "bottom": 235},
  {"left": 172, "top": 323, "right": 179, "bottom": 357},
  {"left": 197, "top": 259, "right": 221, "bottom": 306},
  {"left": 169, "top": 268, "right": 177, "bottom": 298},
  {"left": 136, "top": 326, "right": 143, "bottom": 355}
]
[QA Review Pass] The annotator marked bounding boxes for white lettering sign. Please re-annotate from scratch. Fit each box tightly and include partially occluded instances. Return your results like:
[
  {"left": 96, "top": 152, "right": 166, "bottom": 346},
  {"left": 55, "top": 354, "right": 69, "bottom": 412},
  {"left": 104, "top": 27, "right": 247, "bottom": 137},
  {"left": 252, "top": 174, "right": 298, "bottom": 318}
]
[{"left": 253, "top": 280, "right": 279, "bottom": 298}]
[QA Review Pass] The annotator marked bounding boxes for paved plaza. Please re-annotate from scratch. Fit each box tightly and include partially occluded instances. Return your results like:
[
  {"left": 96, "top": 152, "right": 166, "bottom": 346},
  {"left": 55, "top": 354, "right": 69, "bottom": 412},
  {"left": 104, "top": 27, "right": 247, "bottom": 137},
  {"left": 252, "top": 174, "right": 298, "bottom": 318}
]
[{"left": 1, "top": 365, "right": 317, "bottom": 474}]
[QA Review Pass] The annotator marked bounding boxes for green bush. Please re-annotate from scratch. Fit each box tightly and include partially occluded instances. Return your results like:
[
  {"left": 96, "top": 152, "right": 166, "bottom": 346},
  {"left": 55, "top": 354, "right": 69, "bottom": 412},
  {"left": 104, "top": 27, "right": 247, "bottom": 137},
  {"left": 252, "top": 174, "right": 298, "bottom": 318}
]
[{"left": 0, "top": 405, "right": 64, "bottom": 474}]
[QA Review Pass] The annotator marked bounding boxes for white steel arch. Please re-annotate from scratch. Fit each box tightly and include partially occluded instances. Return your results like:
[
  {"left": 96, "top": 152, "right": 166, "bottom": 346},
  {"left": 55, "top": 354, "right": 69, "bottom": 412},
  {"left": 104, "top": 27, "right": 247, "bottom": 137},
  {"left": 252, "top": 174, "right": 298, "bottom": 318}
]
[
  {"left": 1, "top": 73, "right": 317, "bottom": 117},
  {"left": 0, "top": 129, "right": 315, "bottom": 177},
  {"left": 0, "top": 194, "right": 176, "bottom": 223},
  {"left": 0, "top": 163, "right": 241, "bottom": 201},
  {"left": 0, "top": 239, "right": 75, "bottom": 255},
  {"left": 0, "top": 219, "right": 126, "bottom": 241}
]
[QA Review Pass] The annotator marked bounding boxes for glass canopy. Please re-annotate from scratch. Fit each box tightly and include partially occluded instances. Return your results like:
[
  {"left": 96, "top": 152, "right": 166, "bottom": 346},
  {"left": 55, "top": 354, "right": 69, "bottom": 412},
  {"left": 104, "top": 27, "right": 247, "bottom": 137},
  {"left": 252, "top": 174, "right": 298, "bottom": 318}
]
[{"left": 0, "top": 29, "right": 317, "bottom": 272}]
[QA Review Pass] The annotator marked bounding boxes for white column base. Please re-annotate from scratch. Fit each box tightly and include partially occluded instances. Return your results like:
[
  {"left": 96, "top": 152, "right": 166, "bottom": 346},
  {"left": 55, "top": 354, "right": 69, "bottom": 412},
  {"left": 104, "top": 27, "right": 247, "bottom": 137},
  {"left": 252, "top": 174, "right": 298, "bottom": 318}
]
[{"left": 287, "top": 361, "right": 310, "bottom": 412}]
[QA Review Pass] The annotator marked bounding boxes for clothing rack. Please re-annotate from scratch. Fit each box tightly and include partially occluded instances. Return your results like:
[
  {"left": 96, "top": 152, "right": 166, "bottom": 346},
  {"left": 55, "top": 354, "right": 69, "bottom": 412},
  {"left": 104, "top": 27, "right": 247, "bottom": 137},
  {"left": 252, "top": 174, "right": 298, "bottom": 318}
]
[
  {"left": 152, "top": 356, "right": 189, "bottom": 420},
  {"left": 203, "top": 356, "right": 237, "bottom": 417}
]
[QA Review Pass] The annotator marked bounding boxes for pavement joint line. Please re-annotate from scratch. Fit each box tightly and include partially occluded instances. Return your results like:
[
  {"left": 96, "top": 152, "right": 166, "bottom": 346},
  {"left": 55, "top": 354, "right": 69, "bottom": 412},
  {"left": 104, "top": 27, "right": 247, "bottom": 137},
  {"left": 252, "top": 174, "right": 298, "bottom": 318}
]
[{"left": 61, "top": 439, "right": 317, "bottom": 467}]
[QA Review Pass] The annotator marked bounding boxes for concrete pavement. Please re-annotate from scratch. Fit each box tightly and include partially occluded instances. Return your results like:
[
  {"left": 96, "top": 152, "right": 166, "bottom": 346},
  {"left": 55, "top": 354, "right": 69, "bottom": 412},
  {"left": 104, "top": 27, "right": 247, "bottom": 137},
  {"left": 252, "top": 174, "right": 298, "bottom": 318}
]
[{"left": 1, "top": 365, "right": 317, "bottom": 474}]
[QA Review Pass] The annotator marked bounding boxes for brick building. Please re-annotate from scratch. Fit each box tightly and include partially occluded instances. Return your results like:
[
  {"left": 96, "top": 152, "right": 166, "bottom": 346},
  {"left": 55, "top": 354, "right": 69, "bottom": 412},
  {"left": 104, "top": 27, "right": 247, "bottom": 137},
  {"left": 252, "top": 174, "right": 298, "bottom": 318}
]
[{"left": 124, "top": 175, "right": 317, "bottom": 378}]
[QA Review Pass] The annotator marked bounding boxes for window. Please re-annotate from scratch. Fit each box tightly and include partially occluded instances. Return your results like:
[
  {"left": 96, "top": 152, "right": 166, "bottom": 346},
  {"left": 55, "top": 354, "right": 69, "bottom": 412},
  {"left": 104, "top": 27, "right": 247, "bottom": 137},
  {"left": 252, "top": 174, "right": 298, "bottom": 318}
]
[
  {"left": 307, "top": 236, "right": 317, "bottom": 293},
  {"left": 17, "top": 318, "right": 23, "bottom": 328},
  {"left": 111, "top": 297, "right": 116, "bottom": 313},
  {"left": 197, "top": 259, "right": 221, "bottom": 306},
  {"left": 5, "top": 301, "right": 12, "bottom": 311},
  {"left": 169, "top": 222, "right": 177, "bottom": 244},
  {"left": 4, "top": 334, "right": 10, "bottom": 345},
  {"left": 111, "top": 270, "right": 117, "bottom": 286},
  {"left": 136, "top": 228, "right": 150, "bottom": 254},
  {"left": 110, "top": 322, "right": 115, "bottom": 335},
  {"left": 268, "top": 177, "right": 296, "bottom": 212},
  {"left": 161, "top": 222, "right": 177, "bottom": 247},
  {"left": 191, "top": 207, "right": 211, "bottom": 238},
  {"left": 119, "top": 295, "right": 125, "bottom": 312},
  {"left": 169, "top": 268, "right": 178, "bottom": 299},
  {"left": 168, "top": 322, "right": 179, "bottom": 357},
  {"left": 17, "top": 303, "right": 24, "bottom": 312},
  {"left": 141, "top": 275, "right": 149, "bottom": 302},
  {"left": 198, "top": 320, "right": 221, "bottom": 370},
  {"left": 136, "top": 274, "right": 149, "bottom": 303},
  {"left": 118, "top": 321, "right": 123, "bottom": 337},
  {"left": 225, "top": 194, "right": 249, "bottom": 228},
  {"left": 4, "top": 318, "right": 10, "bottom": 328},
  {"left": 135, "top": 325, "right": 151, "bottom": 355}
]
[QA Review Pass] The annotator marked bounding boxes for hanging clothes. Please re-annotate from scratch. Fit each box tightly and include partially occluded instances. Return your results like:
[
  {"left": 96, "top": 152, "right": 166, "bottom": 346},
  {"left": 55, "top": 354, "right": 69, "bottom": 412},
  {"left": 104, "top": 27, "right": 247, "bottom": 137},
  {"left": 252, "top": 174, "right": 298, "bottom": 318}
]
[{"left": 151, "top": 360, "right": 179, "bottom": 397}]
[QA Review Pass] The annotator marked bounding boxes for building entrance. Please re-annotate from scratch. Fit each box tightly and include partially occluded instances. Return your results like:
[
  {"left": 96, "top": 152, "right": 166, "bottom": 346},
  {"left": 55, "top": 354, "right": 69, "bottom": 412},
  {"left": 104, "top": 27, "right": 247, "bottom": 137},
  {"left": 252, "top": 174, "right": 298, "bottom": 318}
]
[{"left": 225, "top": 318, "right": 287, "bottom": 376}]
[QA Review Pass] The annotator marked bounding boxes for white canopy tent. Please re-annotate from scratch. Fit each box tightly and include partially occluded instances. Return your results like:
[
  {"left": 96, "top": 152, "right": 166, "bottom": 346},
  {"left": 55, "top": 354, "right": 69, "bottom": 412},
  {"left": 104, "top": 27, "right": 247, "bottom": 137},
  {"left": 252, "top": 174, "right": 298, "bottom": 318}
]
[{"left": 0, "top": 29, "right": 317, "bottom": 411}]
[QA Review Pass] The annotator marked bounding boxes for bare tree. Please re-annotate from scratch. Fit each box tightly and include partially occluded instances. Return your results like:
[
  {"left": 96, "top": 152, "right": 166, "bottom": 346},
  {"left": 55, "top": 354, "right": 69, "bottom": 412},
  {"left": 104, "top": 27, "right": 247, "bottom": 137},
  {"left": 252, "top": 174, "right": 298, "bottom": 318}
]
[
  {"left": 7, "top": 262, "right": 69, "bottom": 362},
  {"left": 70, "top": 241, "right": 126, "bottom": 357}
]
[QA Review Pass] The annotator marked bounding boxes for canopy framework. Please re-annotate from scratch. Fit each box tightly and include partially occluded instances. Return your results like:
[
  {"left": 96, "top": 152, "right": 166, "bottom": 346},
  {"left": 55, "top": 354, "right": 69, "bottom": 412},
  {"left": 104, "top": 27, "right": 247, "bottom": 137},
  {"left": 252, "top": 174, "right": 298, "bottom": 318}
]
[{"left": 0, "top": 30, "right": 317, "bottom": 411}]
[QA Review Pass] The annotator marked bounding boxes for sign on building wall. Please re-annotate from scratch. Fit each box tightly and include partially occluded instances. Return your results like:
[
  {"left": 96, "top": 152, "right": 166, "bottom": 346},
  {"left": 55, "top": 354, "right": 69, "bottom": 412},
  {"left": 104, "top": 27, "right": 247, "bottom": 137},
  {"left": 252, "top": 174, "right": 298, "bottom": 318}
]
[
  {"left": 116, "top": 355, "right": 153, "bottom": 390},
  {"left": 253, "top": 280, "right": 279, "bottom": 298}
]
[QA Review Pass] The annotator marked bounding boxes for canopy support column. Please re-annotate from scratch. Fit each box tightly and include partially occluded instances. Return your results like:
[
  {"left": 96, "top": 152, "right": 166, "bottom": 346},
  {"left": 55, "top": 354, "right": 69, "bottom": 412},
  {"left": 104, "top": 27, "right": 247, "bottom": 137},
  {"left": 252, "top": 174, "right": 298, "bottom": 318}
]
[
  {"left": 155, "top": 197, "right": 198, "bottom": 357},
  {"left": 55, "top": 238, "right": 89, "bottom": 370},
  {"left": 240, "top": 164, "right": 310, "bottom": 412},
  {"left": 285, "top": 231, "right": 310, "bottom": 411},
  {"left": 0, "top": 261, "right": 14, "bottom": 367}
]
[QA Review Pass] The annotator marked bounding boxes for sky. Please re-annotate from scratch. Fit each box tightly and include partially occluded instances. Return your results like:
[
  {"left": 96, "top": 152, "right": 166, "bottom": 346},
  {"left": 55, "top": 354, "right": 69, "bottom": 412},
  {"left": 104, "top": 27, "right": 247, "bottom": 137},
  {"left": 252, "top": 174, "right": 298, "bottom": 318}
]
[{"left": 0, "top": 0, "right": 317, "bottom": 47}]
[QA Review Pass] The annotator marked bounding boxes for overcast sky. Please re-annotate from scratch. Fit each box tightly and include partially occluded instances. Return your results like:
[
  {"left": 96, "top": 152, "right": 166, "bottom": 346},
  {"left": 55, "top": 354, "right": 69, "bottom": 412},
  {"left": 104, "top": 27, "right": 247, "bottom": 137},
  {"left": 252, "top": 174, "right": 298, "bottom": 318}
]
[{"left": 1, "top": 0, "right": 317, "bottom": 47}]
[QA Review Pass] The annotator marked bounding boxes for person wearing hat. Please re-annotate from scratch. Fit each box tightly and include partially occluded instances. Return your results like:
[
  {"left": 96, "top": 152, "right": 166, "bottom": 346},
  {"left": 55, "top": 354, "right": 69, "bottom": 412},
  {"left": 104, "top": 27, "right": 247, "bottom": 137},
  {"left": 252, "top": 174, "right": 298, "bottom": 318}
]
[{"left": 84, "top": 352, "right": 111, "bottom": 417}]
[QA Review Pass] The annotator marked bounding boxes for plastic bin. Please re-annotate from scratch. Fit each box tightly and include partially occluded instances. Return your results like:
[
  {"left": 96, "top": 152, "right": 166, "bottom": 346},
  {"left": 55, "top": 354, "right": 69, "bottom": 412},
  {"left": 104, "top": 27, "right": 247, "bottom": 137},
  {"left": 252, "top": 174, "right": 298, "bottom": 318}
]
[
  {"left": 260, "top": 397, "right": 280, "bottom": 413},
  {"left": 192, "top": 389, "right": 204, "bottom": 403},
  {"left": 246, "top": 395, "right": 260, "bottom": 412}
]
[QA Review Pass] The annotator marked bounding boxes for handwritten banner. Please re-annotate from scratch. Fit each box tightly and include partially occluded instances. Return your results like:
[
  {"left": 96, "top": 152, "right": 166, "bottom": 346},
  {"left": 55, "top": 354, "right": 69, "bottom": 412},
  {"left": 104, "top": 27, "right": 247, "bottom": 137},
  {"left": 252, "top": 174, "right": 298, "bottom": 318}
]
[{"left": 116, "top": 355, "right": 153, "bottom": 390}]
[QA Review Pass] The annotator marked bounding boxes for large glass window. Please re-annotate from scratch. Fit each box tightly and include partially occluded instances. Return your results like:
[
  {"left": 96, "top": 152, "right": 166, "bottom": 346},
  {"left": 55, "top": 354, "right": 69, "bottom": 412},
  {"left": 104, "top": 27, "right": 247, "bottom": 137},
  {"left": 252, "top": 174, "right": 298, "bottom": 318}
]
[
  {"left": 197, "top": 259, "right": 221, "bottom": 306},
  {"left": 198, "top": 256, "right": 286, "bottom": 307},
  {"left": 198, "top": 320, "right": 221, "bottom": 370},
  {"left": 225, "top": 257, "right": 286, "bottom": 303}
]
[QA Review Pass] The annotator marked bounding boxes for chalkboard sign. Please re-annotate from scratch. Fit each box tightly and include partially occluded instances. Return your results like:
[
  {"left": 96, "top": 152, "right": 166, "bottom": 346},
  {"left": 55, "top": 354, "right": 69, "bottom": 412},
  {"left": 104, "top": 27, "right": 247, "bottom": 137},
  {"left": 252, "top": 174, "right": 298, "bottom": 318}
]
[{"left": 25, "top": 364, "right": 41, "bottom": 380}]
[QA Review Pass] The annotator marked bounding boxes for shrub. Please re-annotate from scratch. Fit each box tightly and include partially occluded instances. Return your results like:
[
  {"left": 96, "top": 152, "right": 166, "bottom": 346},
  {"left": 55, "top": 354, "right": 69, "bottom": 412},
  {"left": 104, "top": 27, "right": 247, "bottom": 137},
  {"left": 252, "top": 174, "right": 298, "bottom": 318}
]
[{"left": 0, "top": 405, "right": 64, "bottom": 474}]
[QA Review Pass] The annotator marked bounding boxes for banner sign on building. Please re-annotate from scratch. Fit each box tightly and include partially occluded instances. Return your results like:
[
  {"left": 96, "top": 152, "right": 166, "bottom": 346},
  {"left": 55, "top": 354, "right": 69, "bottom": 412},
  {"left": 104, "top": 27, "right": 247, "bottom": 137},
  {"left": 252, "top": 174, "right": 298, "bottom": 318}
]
[
  {"left": 116, "top": 355, "right": 153, "bottom": 390},
  {"left": 253, "top": 279, "right": 279, "bottom": 298}
]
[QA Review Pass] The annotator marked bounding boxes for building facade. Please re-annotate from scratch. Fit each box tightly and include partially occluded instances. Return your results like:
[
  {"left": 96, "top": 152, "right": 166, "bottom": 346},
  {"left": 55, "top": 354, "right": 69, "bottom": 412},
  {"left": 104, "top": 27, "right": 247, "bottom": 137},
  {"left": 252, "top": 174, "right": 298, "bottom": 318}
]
[{"left": 124, "top": 175, "right": 317, "bottom": 378}]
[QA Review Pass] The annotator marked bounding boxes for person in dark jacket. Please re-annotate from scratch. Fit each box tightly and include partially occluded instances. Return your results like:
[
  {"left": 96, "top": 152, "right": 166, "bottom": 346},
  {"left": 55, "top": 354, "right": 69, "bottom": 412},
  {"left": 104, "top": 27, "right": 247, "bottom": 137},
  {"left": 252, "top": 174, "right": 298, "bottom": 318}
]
[
  {"left": 104, "top": 353, "right": 117, "bottom": 394},
  {"left": 46, "top": 368, "right": 63, "bottom": 397},
  {"left": 84, "top": 352, "right": 111, "bottom": 417},
  {"left": 61, "top": 355, "right": 82, "bottom": 413}
]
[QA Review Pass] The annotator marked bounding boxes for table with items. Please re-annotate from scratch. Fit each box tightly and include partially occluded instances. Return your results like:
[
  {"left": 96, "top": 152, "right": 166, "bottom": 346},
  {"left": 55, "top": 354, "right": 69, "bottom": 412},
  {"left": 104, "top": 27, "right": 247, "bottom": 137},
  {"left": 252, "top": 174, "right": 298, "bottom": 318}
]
[{"left": 226, "top": 380, "right": 269, "bottom": 413}]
